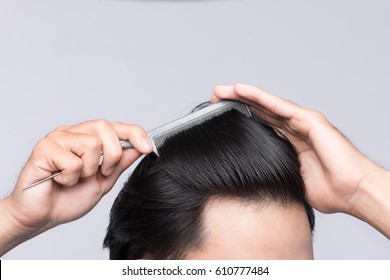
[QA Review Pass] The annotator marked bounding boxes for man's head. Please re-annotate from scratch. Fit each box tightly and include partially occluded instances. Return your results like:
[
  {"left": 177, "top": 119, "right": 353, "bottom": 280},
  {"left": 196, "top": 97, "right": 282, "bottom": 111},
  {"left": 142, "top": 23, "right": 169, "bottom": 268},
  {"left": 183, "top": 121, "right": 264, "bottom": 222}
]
[{"left": 104, "top": 107, "right": 315, "bottom": 259}]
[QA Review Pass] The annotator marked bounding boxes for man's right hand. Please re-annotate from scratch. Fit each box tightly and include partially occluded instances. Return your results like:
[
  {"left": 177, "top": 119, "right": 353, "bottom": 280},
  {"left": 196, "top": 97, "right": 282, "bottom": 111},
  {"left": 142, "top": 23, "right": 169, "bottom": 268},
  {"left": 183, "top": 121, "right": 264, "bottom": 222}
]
[{"left": 0, "top": 120, "right": 152, "bottom": 256}]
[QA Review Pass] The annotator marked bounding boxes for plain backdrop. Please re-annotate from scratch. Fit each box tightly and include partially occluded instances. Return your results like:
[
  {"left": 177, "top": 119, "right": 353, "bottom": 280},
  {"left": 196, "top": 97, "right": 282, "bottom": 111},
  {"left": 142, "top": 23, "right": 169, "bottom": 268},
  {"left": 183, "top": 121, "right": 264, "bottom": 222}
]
[{"left": 1, "top": 0, "right": 389, "bottom": 259}]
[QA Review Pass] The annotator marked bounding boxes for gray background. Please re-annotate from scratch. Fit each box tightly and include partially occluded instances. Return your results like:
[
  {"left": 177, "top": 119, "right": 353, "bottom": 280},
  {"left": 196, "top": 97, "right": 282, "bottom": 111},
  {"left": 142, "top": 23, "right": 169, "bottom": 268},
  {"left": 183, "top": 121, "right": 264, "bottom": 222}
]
[{"left": 1, "top": 0, "right": 389, "bottom": 259}]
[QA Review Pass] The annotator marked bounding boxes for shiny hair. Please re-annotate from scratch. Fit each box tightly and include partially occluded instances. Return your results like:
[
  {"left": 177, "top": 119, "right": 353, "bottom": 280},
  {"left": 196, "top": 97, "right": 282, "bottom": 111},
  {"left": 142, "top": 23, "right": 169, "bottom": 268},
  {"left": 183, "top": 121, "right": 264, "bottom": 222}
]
[{"left": 104, "top": 105, "right": 315, "bottom": 259}]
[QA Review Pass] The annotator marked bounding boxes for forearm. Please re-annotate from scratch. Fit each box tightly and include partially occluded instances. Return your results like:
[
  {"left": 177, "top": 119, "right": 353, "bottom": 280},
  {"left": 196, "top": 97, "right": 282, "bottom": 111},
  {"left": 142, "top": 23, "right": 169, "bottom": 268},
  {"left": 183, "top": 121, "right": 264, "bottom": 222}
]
[{"left": 349, "top": 168, "right": 390, "bottom": 239}]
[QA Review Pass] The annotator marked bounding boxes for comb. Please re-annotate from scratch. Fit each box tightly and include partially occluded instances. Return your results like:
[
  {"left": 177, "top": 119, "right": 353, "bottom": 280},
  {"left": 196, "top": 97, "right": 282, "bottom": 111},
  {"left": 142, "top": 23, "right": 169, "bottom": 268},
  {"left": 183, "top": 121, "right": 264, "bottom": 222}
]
[
  {"left": 122, "top": 100, "right": 251, "bottom": 155},
  {"left": 23, "top": 101, "right": 251, "bottom": 190}
]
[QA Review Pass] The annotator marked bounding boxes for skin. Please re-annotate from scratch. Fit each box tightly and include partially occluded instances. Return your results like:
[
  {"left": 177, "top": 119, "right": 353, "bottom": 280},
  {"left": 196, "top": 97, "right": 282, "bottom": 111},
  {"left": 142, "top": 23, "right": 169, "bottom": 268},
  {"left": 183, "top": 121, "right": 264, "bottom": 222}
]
[
  {"left": 0, "top": 83, "right": 389, "bottom": 257},
  {"left": 0, "top": 120, "right": 153, "bottom": 256},
  {"left": 186, "top": 198, "right": 313, "bottom": 260},
  {"left": 211, "top": 83, "right": 390, "bottom": 239}
]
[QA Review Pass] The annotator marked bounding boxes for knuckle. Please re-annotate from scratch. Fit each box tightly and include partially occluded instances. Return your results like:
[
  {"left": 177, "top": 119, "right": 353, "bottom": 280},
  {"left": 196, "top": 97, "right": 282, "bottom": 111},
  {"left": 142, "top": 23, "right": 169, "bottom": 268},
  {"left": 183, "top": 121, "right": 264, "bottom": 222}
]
[
  {"left": 72, "top": 158, "right": 84, "bottom": 173},
  {"left": 310, "top": 110, "right": 327, "bottom": 122},
  {"left": 112, "top": 121, "right": 125, "bottom": 126},
  {"left": 128, "top": 124, "right": 145, "bottom": 135},
  {"left": 233, "top": 83, "right": 241, "bottom": 91},
  {"left": 32, "top": 138, "right": 51, "bottom": 154},
  {"left": 300, "top": 109, "right": 329, "bottom": 127},
  {"left": 112, "top": 148, "right": 123, "bottom": 160},
  {"left": 94, "top": 119, "right": 112, "bottom": 131},
  {"left": 268, "top": 103, "right": 279, "bottom": 114},
  {"left": 88, "top": 135, "right": 102, "bottom": 151},
  {"left": 82, "top": 166, "right": 98, "bottom": 178},
  {"left": 29, "top": 153, "right": 47, "bottom": 170},
  {"left": 53, "top": 125, "right": 69, "bottom": 132},
  {"left": 44, "top": 130, "right": 62, "bottom": 140},
  {"left": 105, "top": 147, "right": 122, "bottom": 163}
]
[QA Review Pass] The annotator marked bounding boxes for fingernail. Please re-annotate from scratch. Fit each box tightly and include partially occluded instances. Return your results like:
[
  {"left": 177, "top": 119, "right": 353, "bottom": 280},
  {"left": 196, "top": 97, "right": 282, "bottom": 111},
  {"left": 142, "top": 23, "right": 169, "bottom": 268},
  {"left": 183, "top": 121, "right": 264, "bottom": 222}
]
[
  {"left": 105, "top": 166, "right": 115, "bottom": 176},
  {"left": 142, "top": 137, "right": 152, "bottom": 151}
]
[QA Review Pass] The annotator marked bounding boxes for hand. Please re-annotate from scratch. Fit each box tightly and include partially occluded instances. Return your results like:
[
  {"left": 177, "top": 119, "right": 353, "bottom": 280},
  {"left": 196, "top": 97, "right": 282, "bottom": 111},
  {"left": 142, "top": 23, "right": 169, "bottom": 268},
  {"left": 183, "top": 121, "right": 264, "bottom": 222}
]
[
  {"left": 211, "top": 84, "right": 385, "bottom": 216},
  {"left": 0, "top": 120, "right": 152, "bottom": 255}
]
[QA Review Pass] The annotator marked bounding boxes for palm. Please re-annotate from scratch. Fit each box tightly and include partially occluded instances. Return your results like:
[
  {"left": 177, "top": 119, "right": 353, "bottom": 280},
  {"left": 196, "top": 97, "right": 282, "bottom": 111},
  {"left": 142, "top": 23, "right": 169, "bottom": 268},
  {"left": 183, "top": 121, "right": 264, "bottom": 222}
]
[
  {"left": 294, "top": 140, "right": 342, "bottom": 213},
  {"left": 280, "top": 123, "right": 370, "bottom": 214},
  {"left": 14, "top": 171, "right": 115, "bottom": 230},
  {"left": 51, "top": 176, "right": 104, "bottom": 224},
  {"left": 212, "top": 83, "right": 390, "bottom": 237},
  {"left": 250, "top": 101, "right": 369, "bottom": 214}
]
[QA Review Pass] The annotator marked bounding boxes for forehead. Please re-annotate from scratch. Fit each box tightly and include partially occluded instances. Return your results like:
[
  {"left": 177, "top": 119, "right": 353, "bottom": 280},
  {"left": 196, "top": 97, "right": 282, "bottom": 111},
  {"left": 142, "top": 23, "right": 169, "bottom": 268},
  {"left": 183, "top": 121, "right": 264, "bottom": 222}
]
[{"left": 186, "top": 197, "right": 313, "bottom": 260}]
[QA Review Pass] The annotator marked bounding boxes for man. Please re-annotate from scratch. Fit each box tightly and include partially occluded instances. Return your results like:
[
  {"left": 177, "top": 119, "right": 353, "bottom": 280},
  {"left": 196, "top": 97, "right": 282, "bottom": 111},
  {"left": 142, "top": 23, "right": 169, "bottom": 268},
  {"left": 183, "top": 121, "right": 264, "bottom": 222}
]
[{"left": 0, "top": 84, "right": 389, "bottom": 257}]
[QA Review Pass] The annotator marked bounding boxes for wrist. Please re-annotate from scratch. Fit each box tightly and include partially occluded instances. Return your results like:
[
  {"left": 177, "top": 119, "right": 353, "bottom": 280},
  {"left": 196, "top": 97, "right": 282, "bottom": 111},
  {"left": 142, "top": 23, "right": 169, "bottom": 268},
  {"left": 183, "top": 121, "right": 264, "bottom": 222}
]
[
  {"left": 0, "top": 196, "right": 49, "bottom": 256},
  {"left": 348, "top": 168, "right": 390, "bottom": 238}
]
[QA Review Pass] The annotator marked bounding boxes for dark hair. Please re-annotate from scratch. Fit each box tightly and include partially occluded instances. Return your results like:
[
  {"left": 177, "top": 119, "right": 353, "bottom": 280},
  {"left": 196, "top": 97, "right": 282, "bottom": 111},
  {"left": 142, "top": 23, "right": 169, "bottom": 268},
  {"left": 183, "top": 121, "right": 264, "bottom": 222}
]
[{"left": 104, "top": 106, "right": 315, "bottom": 259}]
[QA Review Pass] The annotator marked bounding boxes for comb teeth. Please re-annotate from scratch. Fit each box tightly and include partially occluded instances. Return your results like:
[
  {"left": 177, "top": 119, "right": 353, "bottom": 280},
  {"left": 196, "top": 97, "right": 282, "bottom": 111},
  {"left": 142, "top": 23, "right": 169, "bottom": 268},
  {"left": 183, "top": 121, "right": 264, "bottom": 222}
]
[
  {"left": 119, "top": 101, "right": 251, "bottom": 155},
  {"left": 149, "top": 101, "right": 251, "bottom": 155}
]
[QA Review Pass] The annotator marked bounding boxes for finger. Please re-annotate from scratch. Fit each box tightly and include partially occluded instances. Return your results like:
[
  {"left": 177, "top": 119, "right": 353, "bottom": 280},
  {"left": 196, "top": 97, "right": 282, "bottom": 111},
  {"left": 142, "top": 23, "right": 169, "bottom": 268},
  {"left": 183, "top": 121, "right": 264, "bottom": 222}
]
[
  {"left": 212, "top": 85, "right": 238, "bottom": 101},
  {"left": 52, "top": 125, "right": 71, "bottom": 132},
  {"left": 210, "top": 93, "right": 222, "bottom": 103},
  {"left": 52, "top": 149, "right": 84, "bottom": 187},
  {"left": 250, "top": 106, "right": 285, "bottom": 127},
  {"left": 213, "top": 84, "right": 303, "bottom": 120},
  {"left": 212, "top": 85, "right": 266, "bottom": 110},
  {"left": 98, "top": 148, "right": 143, "bottom": 195},
  {"left": 63, "top": 120, "right": 123, "bottom": 176},
  {"left": 112, "top": 122, "right": 153, "bottom": 154},
  {"left": 96, "top": 123, "right": 153, "bottom": 194},
  {"left": 254, "top": 105, "right": 309, "bottom": 139},
  {"left": 45, "top": 131, "right": 102, "bottom": 178},
  {"left": 233, "top": 83, "right": 302, "bottom": 120},
  {"left": 211, "top": 85, "right": 290, "bottom": 136},
  {"left": 28, "top": 139, "right": 84, "bottom": 187},
  {"left": 210, "top": 87, "right": 285, "bottom": 129}
]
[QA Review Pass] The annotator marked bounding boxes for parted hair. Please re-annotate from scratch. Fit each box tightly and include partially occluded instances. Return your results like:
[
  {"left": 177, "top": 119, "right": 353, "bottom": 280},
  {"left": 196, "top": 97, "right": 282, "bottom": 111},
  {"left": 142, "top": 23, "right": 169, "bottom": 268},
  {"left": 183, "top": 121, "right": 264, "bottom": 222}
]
[{"left": 104, "top": 104, "right": 315, "bottom": 259}]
